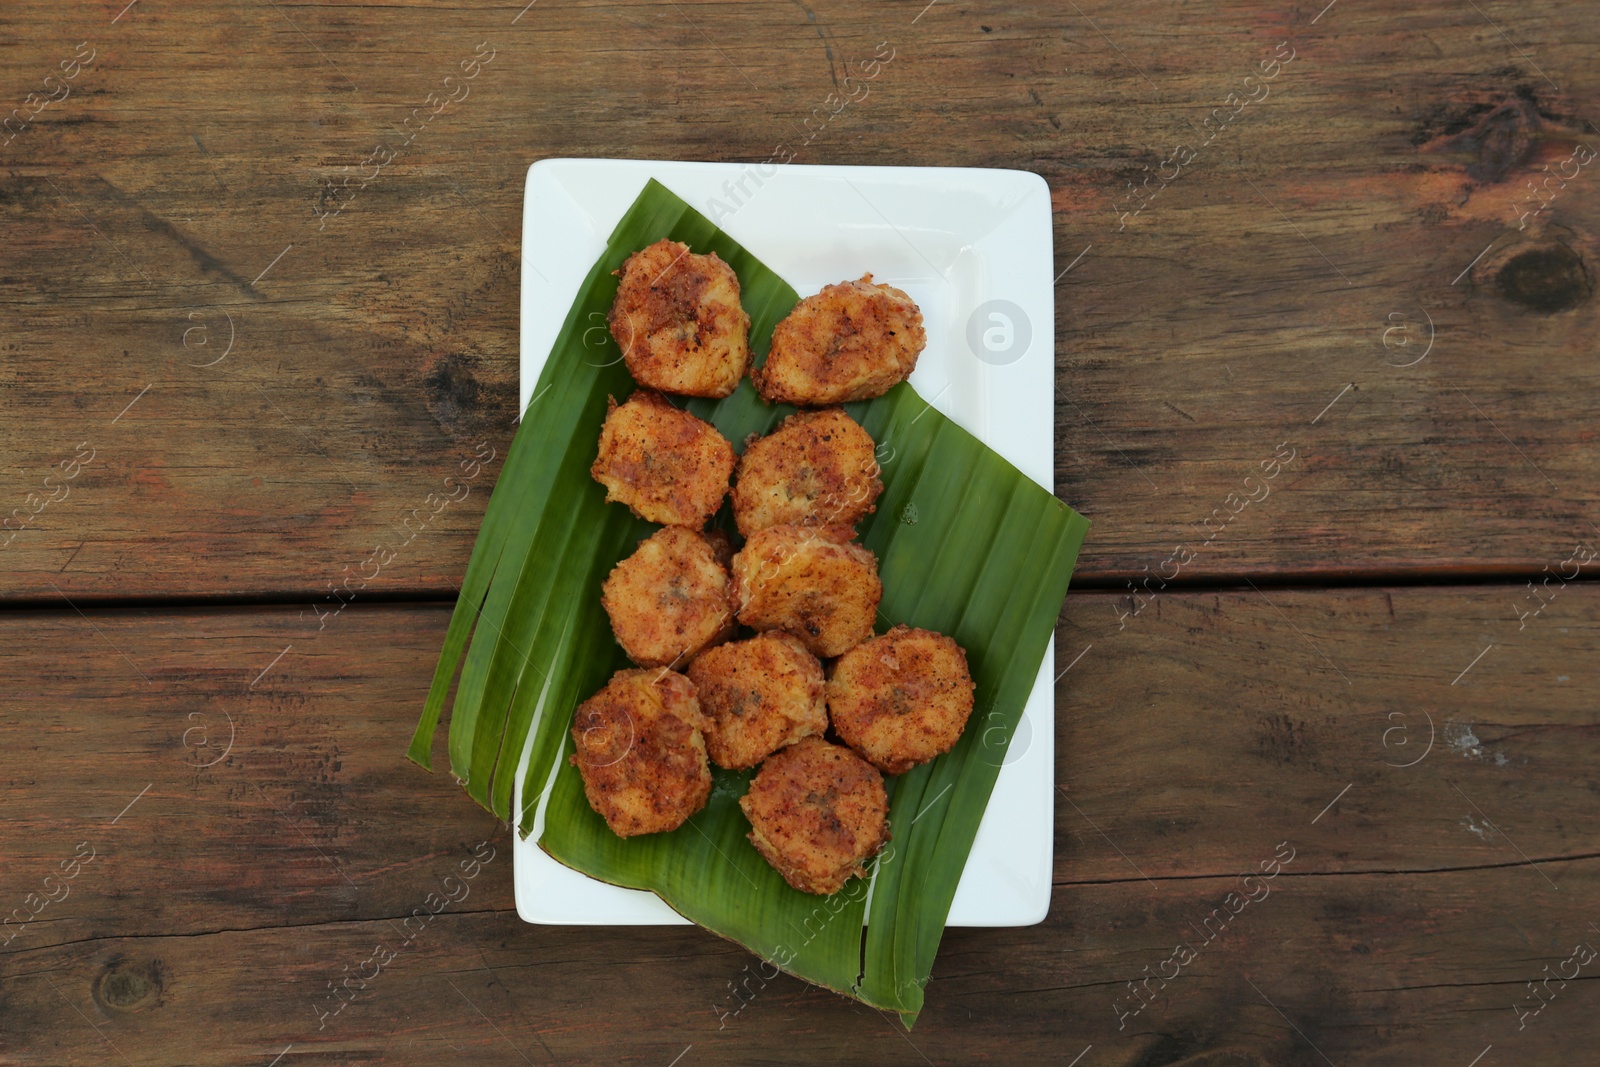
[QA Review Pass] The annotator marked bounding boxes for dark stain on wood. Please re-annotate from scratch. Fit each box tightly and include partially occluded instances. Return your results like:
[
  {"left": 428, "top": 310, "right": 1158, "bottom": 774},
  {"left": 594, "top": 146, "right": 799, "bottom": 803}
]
[
  {"left": 1418, "top": 93, "right": 1539, "bottom": 183},
  {"left": 86, "top": 175, "right": 266, "bottom": 300},
  {"left": 92, "top": 955, "right": 164, "bottom": 1013},
  {"left": 1146, "top": 1049, "right": 1273, "bottom": 1067},
  {"left": 421, "top": 349, "right": 516, "bottom": 442},
  {"left": 1251, "top": 713, "right": 1318, "bottom": 768},
  {"left": 1497, "top": 243, "right": 1592, "bottom": 312},
  {"left": 424, "top": 351, "right": 481, "bottom": 427},
  {"left": 1130, "top": 1027, "right": 1288, "bottom": 1067}
]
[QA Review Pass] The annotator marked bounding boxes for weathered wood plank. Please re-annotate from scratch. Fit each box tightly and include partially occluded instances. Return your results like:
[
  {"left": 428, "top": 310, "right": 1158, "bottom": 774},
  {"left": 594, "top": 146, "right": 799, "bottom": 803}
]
[
  {"left": 1061, "top": 575, "right": 1600, "bottom": 884},
  {"left": 4, "top": 868, "right": 1597, "bottom": 1066},
  {"left": 1, "top": 1, "right": 1597, "bottom": 599},
  {"left": 1, "top": 586, "right": 1595, "bottom": 1060}
]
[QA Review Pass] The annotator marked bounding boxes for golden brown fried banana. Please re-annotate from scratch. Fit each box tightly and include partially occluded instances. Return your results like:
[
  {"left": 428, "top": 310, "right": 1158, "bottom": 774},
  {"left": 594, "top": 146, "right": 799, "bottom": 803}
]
[
  {"left": 590, "top": 390, "right": 735, "bottom": 527},
  {"left": 730, "top": 524, "right": 881, "bottom": 658},
  {"left": 602, "top": 526, "right": 734, "bottom": 669},
  {"left": 731, "top": 408, "right": 883, "bottom": 536},
  {"left": 753, "top": 274, "right": 925, "bottom": 405},
  {"left": 826, "top": 624, "right": 976, "bottom": 775},
  {"left": 688, "top": 631, "right": 827, "bottom": 770},
  {"left": 608, "top": 239, "right": 751, "bottom": 398},
  {"left": 739, "top": 736, "right": 890, "bottom": 895},
  {"left": 569, "top": 669, "right": 712, "bottom": 837}
]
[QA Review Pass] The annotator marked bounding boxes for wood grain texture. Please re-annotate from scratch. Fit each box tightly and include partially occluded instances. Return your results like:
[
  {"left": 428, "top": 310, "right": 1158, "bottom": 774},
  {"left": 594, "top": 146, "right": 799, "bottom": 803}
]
[
  {"left": 6, "top": 869, "right": 1599, "bottom": 1067},
  {"left": 0, "top": 0, "right": 1596, "bottom": 600},
  {"left": 2, "top": 589, "right": 1595, "bottom": 1063},
  {"left": 3, "top": 0, "right": 1597, "bottom": 1063}
]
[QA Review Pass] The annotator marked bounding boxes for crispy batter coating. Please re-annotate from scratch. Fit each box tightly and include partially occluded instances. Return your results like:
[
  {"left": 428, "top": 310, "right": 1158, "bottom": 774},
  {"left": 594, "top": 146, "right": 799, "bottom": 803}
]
[
  {"left": 730, "top": 524, "right": 882, "bottom": 659},
  {"left": 608, "top": 239, "right": 751, "bottom": 398},
  {"left": 731, "top": 408, "right": 883, "bottom": 536},
  {"left": 739, "top": 736, "right": 890, "bottom": 895},
  {"left": 826, "top": 625, "right": 976, "bottom": 776},
  {"left": 687, "top": 631, "right": 827, "bottom": 770},
  {"left": 590, "top": 390, "right": 736, "bottom": 527},
  {"left": 569, "top": 669, "right": 712, "bottom": 838},
  {"left": 753, "top": 274, "right": 926, "bottom": 405},
  {"left": 602, "top": 526, "right": 734, "bottom": 669}
]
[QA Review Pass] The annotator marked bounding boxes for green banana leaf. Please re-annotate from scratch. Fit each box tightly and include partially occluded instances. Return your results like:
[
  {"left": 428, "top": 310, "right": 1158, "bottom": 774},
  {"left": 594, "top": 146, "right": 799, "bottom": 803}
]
[{"left": 409, "top": 178, "right": 1089, "bottom": 1025}]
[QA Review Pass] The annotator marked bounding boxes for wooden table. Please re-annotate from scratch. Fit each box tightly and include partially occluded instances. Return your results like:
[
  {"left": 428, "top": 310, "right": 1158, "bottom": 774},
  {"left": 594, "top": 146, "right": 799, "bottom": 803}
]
[{"left": 3, "top": 1, "right": 1596, "bottom": 1063}]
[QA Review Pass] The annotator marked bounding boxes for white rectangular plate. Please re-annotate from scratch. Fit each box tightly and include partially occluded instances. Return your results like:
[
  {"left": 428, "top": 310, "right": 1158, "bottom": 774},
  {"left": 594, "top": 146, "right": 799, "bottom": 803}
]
[{"left": 515, "top": 158, "right": 1056, "bottom": 928}]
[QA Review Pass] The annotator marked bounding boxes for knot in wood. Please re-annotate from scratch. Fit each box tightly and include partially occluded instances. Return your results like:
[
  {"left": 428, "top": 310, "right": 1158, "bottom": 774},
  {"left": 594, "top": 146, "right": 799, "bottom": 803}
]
[{"left": 1496, "top": 244, "right": 1591, "bottom": 312}]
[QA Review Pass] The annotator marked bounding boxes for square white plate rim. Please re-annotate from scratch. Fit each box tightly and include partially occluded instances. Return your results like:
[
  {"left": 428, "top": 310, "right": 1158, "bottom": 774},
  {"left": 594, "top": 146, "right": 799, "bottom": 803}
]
[{"left": 513, "top": 157, "right": 1057, "bottom": 929}]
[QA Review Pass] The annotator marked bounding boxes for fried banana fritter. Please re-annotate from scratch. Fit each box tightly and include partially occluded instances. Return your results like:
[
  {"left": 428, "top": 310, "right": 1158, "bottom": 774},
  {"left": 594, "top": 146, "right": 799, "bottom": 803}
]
[
  {"left": 602, "top": 526, "right": 734, "bottom": 669},
  {"left": 569, "top": 669, "right": 712, "bottom": 838},
  {"left": 752, "top": 273, "right": 926, "bottom": 405},
  {"left": 739, "top": 736, "right": 890, "bottom": 895},
  {"left": 590, "top": 390, "right": 736, "bottom": 527},
  {"left": 687, "top": 631, "right": 828, "bottom": 770},
  {"left": 731, "top": 408, "right": 883, "bottom": 536},
  {"left": 608, "top": 239, "right": 751, "bottom": 398},
  {"left": 826, "top": 625, "right": 976, "bottom": 776},
  {"left": 730, "top": 524, "right": 882, "bottom": 658}
]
